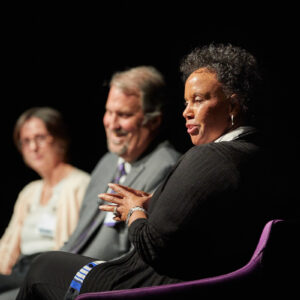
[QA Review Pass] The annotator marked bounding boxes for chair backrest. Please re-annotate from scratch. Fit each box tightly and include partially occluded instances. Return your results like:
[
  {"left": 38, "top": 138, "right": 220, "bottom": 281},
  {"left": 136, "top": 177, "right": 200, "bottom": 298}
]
[
  {"left": 76, "top": 219, "right": 298, "bottom": 299},
  {"left": 260, "top": 218, "right": 300, "bottom": 296}
]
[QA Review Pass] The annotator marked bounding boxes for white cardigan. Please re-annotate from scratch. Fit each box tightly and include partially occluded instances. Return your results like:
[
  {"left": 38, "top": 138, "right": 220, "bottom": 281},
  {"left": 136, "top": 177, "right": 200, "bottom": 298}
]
[{"left": 0, "top": 167, "right": 90, "bottom": 274}]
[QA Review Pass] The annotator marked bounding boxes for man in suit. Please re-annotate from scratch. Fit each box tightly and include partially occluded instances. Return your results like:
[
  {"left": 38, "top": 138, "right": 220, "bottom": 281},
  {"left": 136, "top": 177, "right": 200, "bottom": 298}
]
[
  {"left": 0, "top": 65, "right": 181, "bottom": 299},
  {"left": 61, "top": 65, "right": 181, "bottom": 258}
]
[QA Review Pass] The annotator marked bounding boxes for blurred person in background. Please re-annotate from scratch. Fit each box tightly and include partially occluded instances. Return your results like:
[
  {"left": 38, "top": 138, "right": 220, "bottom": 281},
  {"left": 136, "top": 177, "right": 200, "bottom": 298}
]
[
  {"left": 0, "top": 107, "right": 90, "bottom": 293},
  {"left": 1, "top": 66, "right": 181, "bottom": 299}
]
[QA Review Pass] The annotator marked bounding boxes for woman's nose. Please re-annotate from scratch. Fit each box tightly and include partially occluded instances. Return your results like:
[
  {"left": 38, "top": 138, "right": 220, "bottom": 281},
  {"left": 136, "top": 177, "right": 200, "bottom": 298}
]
[
  {"left": 27, "top": 139, "right": 39, "bottom": 151},
  {"left": 183, "top": 104, "right": 193, "bottom": 119}
]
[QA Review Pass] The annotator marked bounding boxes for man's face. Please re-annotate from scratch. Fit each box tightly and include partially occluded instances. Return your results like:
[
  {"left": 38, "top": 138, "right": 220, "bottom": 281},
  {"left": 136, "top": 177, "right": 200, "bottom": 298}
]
[{"left": 103, "top": 85, "right": 153, "bottom": 162}]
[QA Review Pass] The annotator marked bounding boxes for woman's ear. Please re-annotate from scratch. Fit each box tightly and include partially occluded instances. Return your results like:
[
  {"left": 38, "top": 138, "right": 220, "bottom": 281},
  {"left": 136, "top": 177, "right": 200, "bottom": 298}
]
[{"left": 229, "top": 94, "right": 241, "bottom": 117}]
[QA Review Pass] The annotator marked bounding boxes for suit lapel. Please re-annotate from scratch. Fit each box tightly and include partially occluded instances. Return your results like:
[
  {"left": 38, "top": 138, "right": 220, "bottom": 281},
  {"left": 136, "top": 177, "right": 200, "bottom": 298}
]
[
  {"left": 124, "top": 163, "right": 145, "bottom": 187},
  {"left": 84, "top": 159, "right": 145, "bottom": 245},
  {"left": 74, "top": 155, "right": 118, "bottom": 243}
]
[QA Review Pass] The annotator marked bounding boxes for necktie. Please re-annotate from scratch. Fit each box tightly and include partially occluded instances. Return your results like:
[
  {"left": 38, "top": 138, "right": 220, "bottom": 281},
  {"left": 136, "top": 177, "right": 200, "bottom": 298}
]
[
  {"left": 103, "top": 162, "right": 126, "bottom": 226},
  {"left": 113, "top": 162, "right": 127, "bottom": 184},
  {"left": 70, "top": 162, "right": 127, "bottom": 253}
]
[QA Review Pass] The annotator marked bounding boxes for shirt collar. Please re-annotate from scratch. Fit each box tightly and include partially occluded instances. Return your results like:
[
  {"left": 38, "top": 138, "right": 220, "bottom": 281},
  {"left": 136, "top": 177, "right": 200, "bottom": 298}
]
[
  {"left": 117, "top": 157, "right": 132, "bottom": 174},
  {"left": 214, "top": 126, "right": 256, "bottom": 143}
]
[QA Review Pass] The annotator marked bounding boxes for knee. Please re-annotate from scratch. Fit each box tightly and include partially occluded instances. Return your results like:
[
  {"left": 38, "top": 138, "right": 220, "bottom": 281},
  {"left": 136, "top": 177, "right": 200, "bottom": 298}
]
[{"left": 26, "top": 251, "right": 63, "bottom": 283}]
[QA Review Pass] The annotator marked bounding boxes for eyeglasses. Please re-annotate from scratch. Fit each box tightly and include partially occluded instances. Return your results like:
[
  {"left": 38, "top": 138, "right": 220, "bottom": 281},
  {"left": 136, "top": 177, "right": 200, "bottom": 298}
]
[{"left": 19, "top": 134, "right": 51, "bottom": 149}]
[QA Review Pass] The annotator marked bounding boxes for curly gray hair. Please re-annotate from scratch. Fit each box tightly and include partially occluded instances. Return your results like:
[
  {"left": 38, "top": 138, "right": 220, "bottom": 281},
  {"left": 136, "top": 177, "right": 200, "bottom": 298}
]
[{"left": 180, "top": 43, "right": 262, "bottom": 114}]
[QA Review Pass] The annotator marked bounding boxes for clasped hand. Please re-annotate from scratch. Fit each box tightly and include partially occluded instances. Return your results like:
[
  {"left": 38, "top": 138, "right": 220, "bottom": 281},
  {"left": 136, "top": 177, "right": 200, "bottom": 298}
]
[{"left": 98, "top": 183, "right": 151, "bottom": 222}]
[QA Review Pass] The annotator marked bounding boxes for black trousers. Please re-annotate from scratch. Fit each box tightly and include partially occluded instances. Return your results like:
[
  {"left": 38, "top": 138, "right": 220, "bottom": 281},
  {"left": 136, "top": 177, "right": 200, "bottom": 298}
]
[
  {"left": 16, "top": 251, "right": 94, "bottom": 300},
  {"left": 0, "top": 253, "right": 41, "bottom": 293}
]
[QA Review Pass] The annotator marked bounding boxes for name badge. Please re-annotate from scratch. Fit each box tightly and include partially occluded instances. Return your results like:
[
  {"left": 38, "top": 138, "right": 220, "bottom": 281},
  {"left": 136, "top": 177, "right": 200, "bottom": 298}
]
[{"left": 37, "top": 213, "right": 56, "bottom": 237}]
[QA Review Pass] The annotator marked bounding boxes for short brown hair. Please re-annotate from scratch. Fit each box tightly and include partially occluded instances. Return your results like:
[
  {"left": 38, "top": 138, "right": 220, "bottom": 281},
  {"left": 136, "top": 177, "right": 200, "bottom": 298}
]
[{"left": 13, "top": 107, "right": 70, "bottom": 161}]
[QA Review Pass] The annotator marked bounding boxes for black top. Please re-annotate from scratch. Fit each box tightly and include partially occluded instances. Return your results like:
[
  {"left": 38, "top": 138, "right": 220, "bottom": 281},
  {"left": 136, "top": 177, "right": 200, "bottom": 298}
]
[{"left": 80, "top": 131, "right": 276, "bottom": 293}]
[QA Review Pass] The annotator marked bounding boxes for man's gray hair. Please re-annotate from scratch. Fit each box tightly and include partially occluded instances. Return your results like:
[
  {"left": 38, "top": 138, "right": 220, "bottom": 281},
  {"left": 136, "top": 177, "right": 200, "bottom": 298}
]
[{"left": 110, "top": 66, "right": 166, "bottom": 120}]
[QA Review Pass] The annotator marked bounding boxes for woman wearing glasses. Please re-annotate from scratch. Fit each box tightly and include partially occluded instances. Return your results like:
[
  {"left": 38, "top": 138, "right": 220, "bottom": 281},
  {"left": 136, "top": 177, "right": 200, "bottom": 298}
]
[{"left": 0, "top": 107, "right": 90, "bottom": 293}]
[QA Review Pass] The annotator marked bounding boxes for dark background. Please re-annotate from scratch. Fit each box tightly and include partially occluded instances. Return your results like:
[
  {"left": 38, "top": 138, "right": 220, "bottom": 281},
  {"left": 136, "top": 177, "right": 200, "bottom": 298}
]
[{"left": 1, "top": 2, "right": 299, "bottom": 234}]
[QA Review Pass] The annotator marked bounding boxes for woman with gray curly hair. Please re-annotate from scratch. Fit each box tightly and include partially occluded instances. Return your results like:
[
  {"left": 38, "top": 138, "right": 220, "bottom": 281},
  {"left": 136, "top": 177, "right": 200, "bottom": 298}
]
[{"left": 17, "top": 44, "right": 277, "bottom": 299}]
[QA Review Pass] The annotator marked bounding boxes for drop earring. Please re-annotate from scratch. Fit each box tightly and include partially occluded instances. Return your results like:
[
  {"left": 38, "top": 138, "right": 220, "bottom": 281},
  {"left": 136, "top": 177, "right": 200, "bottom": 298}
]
[{"left": 231, "top": 115, "right": 234, "bottom": 126}]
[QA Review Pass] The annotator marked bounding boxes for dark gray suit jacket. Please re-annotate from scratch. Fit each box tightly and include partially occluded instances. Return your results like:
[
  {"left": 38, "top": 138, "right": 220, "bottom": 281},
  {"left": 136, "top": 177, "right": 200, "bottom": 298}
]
[{"left": 61, "top": 140, "right": 181, "bottom": 260}]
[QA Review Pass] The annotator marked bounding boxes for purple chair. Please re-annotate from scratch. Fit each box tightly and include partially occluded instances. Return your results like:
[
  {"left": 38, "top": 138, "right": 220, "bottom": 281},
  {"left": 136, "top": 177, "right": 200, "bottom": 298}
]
[{"left": 76, "top": 219, "right": 298, "bottom": 299}]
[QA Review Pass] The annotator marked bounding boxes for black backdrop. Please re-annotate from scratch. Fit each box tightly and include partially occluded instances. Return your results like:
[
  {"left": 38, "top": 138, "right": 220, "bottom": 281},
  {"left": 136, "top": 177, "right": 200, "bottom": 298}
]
[{"left": 1, "top": 3, "right": 299, "bottom": 234}]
